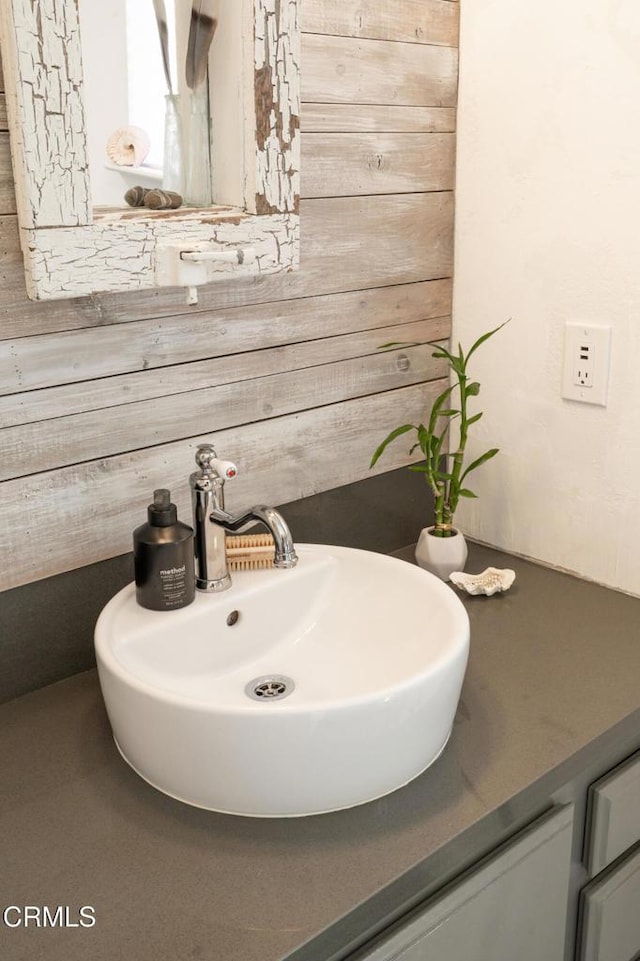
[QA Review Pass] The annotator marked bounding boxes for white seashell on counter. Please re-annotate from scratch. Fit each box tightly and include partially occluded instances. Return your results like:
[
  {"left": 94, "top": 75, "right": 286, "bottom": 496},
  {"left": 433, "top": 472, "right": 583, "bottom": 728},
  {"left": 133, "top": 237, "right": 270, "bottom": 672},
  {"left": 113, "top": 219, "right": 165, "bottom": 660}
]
[
  {"left": 449, "top": 567, "right": 516, "bottom": 596},
  {"left": 106, "top": 126, "right": 151, "bottom": 167}
]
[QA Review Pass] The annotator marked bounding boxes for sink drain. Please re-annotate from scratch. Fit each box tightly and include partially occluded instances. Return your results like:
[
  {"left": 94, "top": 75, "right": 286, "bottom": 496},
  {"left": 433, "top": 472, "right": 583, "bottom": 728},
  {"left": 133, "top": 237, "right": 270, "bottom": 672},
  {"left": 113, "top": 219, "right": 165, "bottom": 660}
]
[{"left": 245, "top": 675, "right": 295, "bottom": 702}]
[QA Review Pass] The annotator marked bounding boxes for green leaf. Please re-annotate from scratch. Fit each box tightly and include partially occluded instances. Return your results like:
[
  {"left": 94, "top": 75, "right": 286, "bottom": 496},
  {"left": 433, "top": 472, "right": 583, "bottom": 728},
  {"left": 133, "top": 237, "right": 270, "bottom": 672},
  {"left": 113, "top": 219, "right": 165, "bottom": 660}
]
[
  {"left": 427, "top": 339, "right": 455, "bottom": 361},
  {"left": 370, "top": 424, "right": 416, "bottom": 468},
  {"left": 465, "top": 381, "right": 481, "bottom": 396},
  {"left": 464, "top": 320, "right": 510, "bottom": 364},
  {"left": 377, "top": 340, "right": 419, "bottom": 350},
  {"left": 416, "top": 424, "right": 434, "bottom": 458},
  {"left": 458, "top": 488, "right": 478, "bottom": 498},
  {"left": 408, "top": 464, "right": 429, "bottom": 473},
  {"left": 427, "top": 384, "right": 456, "bottom": 433},
  {"left": 460, "top": 447, "right": 499, "bottom": 481},
  {"left": 430, "top": 343, "right": 465, "bottom": 377},
  {"left": 466, "top": 412, "right": 483, "bottom": 426},
  {"left": 429, "top": 433, "right": 443, "bottom": 456}
]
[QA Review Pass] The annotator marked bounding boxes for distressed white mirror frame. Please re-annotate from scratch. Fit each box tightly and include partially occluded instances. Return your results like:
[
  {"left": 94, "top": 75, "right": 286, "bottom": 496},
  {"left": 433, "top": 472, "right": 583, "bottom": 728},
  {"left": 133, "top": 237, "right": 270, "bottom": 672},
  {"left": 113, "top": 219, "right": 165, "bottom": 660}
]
[{"left": 0, "top": 0, "right": 300, "bottom": 301}]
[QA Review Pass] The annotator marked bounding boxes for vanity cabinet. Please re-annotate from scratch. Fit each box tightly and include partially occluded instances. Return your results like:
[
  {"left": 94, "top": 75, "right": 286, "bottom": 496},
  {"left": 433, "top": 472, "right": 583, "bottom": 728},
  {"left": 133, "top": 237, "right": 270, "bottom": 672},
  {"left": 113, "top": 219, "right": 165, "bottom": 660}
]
[
  {"left": 577, "top": 749, "right": 640, "bottom": 961},
  {"left": 354, "top": 805, "right": 574, "bottom": 961},
  {"left": 349, "top": 747, "right": 640, "bottom": 961}
]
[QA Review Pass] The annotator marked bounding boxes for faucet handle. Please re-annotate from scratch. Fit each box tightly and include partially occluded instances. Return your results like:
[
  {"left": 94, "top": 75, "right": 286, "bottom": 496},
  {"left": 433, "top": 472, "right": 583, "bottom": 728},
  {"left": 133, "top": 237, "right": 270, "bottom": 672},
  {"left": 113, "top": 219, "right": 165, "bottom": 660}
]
[
  {"left": 194, "top": 444, "right": 237, "bottom": 480},
  {"left": 211, "top": 459, "right": 237, "bottom": 480}
]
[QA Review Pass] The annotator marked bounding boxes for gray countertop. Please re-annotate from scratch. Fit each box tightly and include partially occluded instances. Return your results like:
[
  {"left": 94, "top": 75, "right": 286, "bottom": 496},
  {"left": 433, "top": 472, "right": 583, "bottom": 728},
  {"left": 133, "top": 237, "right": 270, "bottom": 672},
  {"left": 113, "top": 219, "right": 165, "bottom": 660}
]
[{"left": 2, "top": 543, "right": 640, "bottom": 961}]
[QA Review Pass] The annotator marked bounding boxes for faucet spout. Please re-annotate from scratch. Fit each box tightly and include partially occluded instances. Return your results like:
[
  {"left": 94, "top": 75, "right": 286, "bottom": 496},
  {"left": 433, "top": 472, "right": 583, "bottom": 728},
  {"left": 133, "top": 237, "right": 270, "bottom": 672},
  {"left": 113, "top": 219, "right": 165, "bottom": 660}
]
[{"left": 210, "top": 505, "right": 298, "bottom": 569}]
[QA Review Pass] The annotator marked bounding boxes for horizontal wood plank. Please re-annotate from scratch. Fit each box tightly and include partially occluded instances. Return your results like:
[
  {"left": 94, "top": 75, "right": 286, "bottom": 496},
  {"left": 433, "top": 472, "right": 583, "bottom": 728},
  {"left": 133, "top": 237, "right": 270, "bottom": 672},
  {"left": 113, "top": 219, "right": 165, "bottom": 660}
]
[
  {"left": 301, "top": 103, "right": 456, "bottom": 133},
  {"left": 0, "top": 127, "right": 458, "bottom": 221},
  {"left": 0, "top": 193, "right": 454, "bottom": 338},
  {"left": 2, "top": 315, "right": 449, "bottom": 427},
  {"left": 81, "top": 193, "right": 456, "bottom": 320},
  {"left": 302, "top": 34, "right": 457, "bottom": 107},
  {"left": 302, "top": 0, "right": 459, "bottom": 47},
  {"left": 1, "top": 344, "right": 446, "bottom": 480},
  {"left": 302, "top": 133, "right": 455, "bottom": 197},
  {"left": 1, "top": 286, "right": 450, "bottom": 401},
  {"left": 0, "top": 383, "right": 443, "bottom": 589}
]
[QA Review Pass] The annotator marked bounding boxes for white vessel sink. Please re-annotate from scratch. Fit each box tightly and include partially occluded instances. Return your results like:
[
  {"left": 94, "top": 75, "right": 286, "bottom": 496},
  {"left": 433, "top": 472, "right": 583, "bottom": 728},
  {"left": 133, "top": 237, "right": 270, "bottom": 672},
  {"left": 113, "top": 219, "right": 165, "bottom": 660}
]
[{"left": 94, "top": 545, "right": 470, "bottom": 817}]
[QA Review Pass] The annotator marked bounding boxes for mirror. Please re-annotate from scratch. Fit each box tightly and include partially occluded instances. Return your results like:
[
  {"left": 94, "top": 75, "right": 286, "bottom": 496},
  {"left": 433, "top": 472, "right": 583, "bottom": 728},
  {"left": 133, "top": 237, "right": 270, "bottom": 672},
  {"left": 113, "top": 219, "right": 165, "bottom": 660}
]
[
  {"left": 0, "top": 0, "right": 300, "bottom": 300},
  {"left": 79, "top": 0, "right": 231, "bottom": 209},
  {"left": 79, "top": 0, "right": 169, "bottom": 207}
]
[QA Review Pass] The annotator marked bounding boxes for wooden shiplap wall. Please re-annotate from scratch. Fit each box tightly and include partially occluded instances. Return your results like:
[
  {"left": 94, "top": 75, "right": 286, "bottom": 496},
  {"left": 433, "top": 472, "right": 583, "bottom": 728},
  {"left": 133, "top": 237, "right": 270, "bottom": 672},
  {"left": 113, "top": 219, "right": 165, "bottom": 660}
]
[{"left": 0, "top": 0, "right": 458, "bottom": 590}]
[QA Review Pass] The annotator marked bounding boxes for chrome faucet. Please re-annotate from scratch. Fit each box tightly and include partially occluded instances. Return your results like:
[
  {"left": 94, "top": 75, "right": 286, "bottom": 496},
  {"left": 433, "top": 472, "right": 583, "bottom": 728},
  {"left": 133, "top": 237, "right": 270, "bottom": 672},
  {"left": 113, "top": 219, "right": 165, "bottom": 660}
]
[{"left": 189, "top": 444, "right": 298, "bottom": 592}]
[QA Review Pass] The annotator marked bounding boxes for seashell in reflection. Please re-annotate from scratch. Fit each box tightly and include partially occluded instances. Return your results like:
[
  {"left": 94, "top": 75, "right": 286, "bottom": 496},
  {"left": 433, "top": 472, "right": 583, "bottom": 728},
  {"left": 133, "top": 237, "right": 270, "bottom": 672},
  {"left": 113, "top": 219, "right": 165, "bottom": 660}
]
[
  {"left": 106, "top": 126, "right": 151, "bottom": 167},
  {"left": 449, "top": 567, "right": 516, "bottom": 596},
  {"left": 145, "top": 188, "right": 183, "bottom": 210},
  {"left": 124, "top": 186, "right": 150, "bottom": 207}
]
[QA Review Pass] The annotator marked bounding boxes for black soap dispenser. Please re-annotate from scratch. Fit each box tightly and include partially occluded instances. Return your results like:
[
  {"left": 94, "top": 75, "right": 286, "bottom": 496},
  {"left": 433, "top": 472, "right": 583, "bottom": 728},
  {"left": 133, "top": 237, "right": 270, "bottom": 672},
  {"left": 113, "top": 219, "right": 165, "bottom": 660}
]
[{"left": 133, "top": 489, "right": 196, "bottom": 611}]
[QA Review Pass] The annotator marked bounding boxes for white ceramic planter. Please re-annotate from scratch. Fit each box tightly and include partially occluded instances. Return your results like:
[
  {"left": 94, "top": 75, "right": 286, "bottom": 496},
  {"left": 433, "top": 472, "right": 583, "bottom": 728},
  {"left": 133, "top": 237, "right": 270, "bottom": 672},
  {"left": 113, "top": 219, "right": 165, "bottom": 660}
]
[{"left": 415, "top": 527, "right": 468, "bottom": 581}]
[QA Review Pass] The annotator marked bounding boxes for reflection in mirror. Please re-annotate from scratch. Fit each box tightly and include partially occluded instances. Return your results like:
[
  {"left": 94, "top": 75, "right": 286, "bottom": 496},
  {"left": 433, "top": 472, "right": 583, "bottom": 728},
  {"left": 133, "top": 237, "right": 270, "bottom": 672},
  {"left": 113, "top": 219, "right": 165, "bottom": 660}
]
[{"left": 79, "top": 0, "right": 222, "bottom": 209}]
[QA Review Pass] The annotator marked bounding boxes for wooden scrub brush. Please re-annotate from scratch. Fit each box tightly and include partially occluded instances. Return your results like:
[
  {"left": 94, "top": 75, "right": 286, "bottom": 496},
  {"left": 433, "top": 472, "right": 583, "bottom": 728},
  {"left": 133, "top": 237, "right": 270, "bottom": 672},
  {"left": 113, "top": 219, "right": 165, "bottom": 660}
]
[{"left": 226, "top": 533, "right": 277, "bottom": 571}]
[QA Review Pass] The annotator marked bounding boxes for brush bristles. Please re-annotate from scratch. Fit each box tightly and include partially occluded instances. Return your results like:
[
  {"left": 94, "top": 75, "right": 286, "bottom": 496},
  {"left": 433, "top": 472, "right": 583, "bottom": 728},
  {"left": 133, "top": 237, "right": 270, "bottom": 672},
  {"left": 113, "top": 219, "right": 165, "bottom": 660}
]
[
  {"left": 226, "top": 533, "right": 276, "bottom": 570},
  {"left": 228, "top": 556, "right": 274, "bottom": 571},
  {"left": 226, "top": 533, "right": 275, "bottom": 551}
]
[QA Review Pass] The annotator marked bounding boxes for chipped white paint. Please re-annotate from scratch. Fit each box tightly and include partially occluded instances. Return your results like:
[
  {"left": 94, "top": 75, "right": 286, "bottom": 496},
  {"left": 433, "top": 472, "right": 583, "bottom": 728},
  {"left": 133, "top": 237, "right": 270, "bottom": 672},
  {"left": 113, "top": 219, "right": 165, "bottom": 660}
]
[
  {"left": 26, "top": 212, "right": 299, "bottom": 299},
  {"left": 254, "top": 0, "right": 300, "bottom": 214},
  {"left": 0, "top": 0, "right": 90, "bottom": 228},
  {"left": 0, "top": 0, "right": 300, "bottom": 299}
]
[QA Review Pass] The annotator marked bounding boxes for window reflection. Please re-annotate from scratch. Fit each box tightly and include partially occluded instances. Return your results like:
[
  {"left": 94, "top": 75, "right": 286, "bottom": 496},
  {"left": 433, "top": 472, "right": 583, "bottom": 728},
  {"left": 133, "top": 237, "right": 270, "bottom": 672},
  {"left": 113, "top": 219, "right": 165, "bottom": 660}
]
[{"left": 78, "top": 0, "right": 216, "bottom": 208}]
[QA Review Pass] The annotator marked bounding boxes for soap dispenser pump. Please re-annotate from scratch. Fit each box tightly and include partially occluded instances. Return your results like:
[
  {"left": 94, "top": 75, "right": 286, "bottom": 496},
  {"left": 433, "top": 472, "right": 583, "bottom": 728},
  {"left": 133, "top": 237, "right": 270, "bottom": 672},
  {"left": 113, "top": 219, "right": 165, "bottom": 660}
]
[{"left": 133, "top": 489, "right": 196, "bottom": 611}]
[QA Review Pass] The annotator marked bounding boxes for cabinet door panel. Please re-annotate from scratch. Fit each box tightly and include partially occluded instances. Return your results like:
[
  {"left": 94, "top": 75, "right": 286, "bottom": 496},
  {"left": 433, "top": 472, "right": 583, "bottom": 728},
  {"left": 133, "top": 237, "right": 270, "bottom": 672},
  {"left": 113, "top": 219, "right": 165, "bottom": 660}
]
[
  {"left": 579, "top": 845, "right": 640, "bottom": 961},
  {"left": 358, "top": 805, "right": 573, "bottom": 961},
  {"left": 585, "top": 749, "right": 640, "bottom": 877}
]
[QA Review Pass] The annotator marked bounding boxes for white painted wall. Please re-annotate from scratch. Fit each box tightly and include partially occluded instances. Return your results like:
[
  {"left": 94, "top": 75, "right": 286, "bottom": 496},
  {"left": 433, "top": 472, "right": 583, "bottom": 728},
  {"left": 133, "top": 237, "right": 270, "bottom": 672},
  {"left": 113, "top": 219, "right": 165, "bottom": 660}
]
[{"left": 453, "top": 0, "right": 640, "bottom": 595}]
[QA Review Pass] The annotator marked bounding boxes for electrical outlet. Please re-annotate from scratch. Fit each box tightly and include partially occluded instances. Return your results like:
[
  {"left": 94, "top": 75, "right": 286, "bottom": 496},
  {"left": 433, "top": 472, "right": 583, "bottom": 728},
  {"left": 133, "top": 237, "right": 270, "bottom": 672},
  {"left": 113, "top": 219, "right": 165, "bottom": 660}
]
[
  {"left": 562, "top": 323, "right": 611, "bottom": 406},
  {"left": 573, "top": 340, "right": 594, "bottom": 388}
]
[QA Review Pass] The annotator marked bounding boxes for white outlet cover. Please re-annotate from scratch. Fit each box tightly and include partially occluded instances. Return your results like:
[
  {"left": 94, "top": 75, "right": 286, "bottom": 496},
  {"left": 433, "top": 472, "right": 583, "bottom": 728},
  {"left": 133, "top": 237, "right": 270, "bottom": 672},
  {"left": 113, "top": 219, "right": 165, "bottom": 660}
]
[{"left": 562, "top": 323, "right": 612, "bottom": 406}]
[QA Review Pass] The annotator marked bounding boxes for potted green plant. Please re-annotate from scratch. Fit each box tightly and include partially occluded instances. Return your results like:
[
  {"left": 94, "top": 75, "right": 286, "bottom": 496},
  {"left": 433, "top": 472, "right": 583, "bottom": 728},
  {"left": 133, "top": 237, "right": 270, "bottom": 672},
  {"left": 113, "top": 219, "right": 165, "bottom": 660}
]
[{"left": 370, "top": 322, "right": 507, "bottom": 579}]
